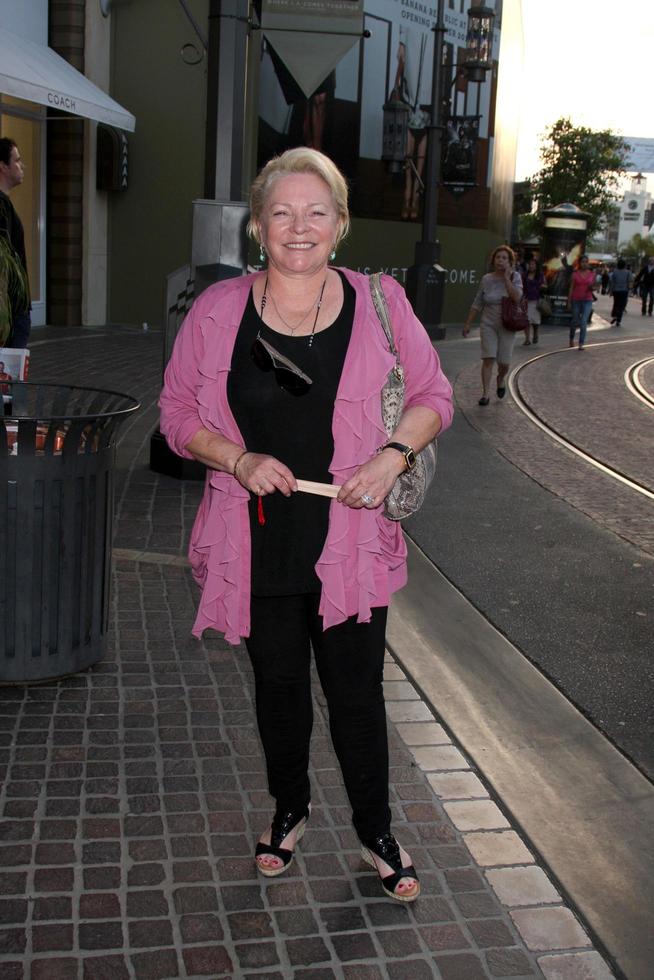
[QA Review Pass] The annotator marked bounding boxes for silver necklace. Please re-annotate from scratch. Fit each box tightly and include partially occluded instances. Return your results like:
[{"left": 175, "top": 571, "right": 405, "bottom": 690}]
[{"left": 262, "top": 277, "right": 328, "bottom": 342}]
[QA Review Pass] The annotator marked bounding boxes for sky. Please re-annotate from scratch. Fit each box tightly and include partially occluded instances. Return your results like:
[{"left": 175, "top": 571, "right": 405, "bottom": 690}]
[{"left": 515, "top": 0, "right": 654, "bottom": 189}]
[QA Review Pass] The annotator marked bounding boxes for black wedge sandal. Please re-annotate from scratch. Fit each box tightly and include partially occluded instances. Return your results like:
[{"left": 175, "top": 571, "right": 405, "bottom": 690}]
[
  {"left": 255, "top": 805, "right": 310, "bottom": 878},
  {"left": 360, "top": 832, "right": 421, "bottom": 903}
]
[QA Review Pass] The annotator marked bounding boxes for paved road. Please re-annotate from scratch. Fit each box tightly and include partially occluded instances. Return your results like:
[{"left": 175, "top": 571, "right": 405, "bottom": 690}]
[{"left": 406, "top": 293, "right": 654, "bottom": 778}]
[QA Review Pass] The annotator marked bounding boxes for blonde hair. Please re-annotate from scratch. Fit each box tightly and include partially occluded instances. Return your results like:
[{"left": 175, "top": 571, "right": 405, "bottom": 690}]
[{"left": 248, "top": 148, "right": 350, "bottom": 247}]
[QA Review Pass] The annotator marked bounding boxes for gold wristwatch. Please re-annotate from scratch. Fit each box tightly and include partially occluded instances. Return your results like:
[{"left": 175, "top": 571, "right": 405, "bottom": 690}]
[{"left": 381, "top": 442, "right": 417, "bottom": 472}]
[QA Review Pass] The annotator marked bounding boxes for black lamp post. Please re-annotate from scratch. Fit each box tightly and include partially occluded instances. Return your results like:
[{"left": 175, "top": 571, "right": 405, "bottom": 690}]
[
  {"left": 464, "top": 5, "right": 496, "bottom": 82},
  {"left": 382, "top": 96, "right": 410, "bottom": 175},
  {"left": 405, "top": 0, "right": 495, "bottom": 339}
]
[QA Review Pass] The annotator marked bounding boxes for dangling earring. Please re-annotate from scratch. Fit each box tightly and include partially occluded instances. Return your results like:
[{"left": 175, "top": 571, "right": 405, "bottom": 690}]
[
  {"left": 259, "top": 243, "right": 266, "bottom": 264},
  {"left": 330, "top": 247, "right": 336, "bottom": 262}
]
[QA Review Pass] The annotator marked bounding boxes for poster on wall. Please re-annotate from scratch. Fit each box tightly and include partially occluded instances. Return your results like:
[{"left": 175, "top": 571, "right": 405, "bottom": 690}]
[
  {"left": 257, "top": 0, "right": 498, "bottom": 222},
  {"left": 442, "top": 115, "right": 479, "bottom": 191},
  {"left": 541, "top": 223, "right": 587, "bottom": 317}
]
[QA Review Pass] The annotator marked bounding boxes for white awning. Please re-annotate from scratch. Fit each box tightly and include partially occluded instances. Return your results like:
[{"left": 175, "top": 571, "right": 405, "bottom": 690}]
[{"left": 0, "top": 28, "right": 135, "bottom": 132}]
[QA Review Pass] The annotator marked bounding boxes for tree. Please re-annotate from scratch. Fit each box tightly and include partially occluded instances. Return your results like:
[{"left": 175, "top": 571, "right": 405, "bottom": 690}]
[
  {"left": 619, "top": 233, "right": 654, "bottom": 261},
  {"left": 517, "top": 212, "right": 541, "bottom": 242},
  {"left": 527, "top": 118, "right": 630, "bottom": 237}
]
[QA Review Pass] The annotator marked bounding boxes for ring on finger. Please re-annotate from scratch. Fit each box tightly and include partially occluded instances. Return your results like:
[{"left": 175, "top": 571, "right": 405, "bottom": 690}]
[
  {"left": 255, "top": 485, "right": 263, "bottom": 495},
  {"left": 361, "top": 493, "right": 375, "bottom": 505}
]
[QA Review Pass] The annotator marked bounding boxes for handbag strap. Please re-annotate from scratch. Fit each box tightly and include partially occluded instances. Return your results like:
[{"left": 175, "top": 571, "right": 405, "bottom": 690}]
[{"left": 369, "top": 273, "right": 399, "bottom": 359}]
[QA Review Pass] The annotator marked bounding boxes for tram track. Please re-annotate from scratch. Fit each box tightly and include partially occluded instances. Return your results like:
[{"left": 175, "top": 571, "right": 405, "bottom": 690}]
[
  {"left": 625, "top": 356, "right": 654, "bottom": 411},
  {"left": 404, "top": 325, "right": 654, "bottom": 979},
  {"left": 508, "top": 340, "right": 654, "bottom": 501}
]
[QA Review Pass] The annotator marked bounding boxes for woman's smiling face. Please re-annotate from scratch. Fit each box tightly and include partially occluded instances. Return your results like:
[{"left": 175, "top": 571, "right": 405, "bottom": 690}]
[{"left": 259, "top": 173, "right": 340, "bottom": 278}]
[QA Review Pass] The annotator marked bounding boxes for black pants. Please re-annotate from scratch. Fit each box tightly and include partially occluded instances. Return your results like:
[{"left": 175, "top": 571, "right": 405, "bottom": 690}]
[
  {"left": 641, "top": 286, "right": 654, "bottom": 315},
  {"left": 244, "top": 594, "right": 391, "bottom": 840},
  {"left": 611, "top": 291, "right": 629, "bottom": 324}
]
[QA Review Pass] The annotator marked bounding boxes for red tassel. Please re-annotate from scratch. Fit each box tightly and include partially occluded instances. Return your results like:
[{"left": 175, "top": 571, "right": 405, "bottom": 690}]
[{"left": 258, "top": 495, "right": 265, "bottom": 525}]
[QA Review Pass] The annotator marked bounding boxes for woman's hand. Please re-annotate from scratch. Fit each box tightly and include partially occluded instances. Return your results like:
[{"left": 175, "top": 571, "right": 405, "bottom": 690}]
[
  {"left": 234, "top": 451, "right": 297, "bottom": 497},
  {"left": 337, "top": 450, "right": 406, "bottom": 510},
  {"left": 505, "top": 269, "right": 520, "bottom": 301},
  {"left": 463, "top": 308, "right": 478, "bottom": 336}
]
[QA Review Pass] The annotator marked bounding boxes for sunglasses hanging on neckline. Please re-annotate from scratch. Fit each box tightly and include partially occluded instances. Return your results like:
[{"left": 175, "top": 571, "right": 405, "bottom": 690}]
[{"left": 250, "top": 334, "right": 313, "bottom": 396}]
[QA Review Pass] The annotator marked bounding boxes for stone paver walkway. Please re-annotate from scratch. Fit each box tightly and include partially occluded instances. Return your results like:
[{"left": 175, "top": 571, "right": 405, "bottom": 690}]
[
  {"left": 455, "top": 319, "right": 654, "bottom": 556},
  {"left": 0, "top": 325, "right": 618, "bottom": 979}
]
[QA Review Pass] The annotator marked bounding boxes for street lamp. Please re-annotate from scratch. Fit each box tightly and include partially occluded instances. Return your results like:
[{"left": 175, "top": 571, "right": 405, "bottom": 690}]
[
  {"left": 464, "top": 5, "right": 495, "bottom": 82},
  {"left": 405, "top": 0, "right": 495, "bottom": 339},
  {"left": 382, "top": 97, "right": 410, "bottom": 175}
]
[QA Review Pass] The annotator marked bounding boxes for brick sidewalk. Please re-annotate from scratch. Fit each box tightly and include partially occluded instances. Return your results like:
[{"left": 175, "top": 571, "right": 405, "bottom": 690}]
[{"left": 0, "top": 326, "right": 616, "bottom": 979}]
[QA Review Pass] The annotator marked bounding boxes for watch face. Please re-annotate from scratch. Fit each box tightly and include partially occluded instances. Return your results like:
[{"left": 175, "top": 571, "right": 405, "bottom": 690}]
[{"left": 406, "top": 448, "right": 417, "bottom": 469}]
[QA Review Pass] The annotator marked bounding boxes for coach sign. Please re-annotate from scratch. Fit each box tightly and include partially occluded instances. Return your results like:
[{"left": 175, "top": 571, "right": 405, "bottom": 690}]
[
  {"left": 0, "top": 27, "right": 135, "bottom": 131},
  {"left": 48, "top": 91, "right": 77, "bottom": 111}
]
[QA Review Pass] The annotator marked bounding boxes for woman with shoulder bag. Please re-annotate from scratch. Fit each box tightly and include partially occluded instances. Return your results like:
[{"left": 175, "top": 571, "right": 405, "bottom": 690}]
[
  {"left": 159, "top": 148, "right": 453, "bottom": 902},
  {"left": 462, "top": 245, "right": 523, "bottom": 405}
]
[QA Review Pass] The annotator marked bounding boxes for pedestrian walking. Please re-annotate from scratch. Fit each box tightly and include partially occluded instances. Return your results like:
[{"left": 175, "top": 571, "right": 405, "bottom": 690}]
[
  {"left": 462, "top": 245, "right": 524, "bottom": 405},
  {"left": 567, "top": 255, "right": 596, "bottom": 350},
  {"left": 633, "top": 256, "right": 654, "bottom": 316},
  {"left": 600, "top": 265, "right": 610, "bottom": 295},
  {"left": 521, "top": 257, "right": 546, "bottom": 346},
  {"left": 159, "top": 147, "right": 453, "bottom": 902},
  {"left": 609, "top": 259, "right": 633, "bottom": 327},
  {"left": 0, "top": 138, "right": 30, "bottom": 348}
]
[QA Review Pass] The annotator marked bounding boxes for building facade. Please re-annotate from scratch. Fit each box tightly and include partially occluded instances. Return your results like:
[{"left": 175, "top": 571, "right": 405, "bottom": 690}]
[
  {"left": 1, "top": 0, "right": 523, "bottom": 331},
  {"left": 0, "top": 0, "right": 133, "bottom": 326},
  {"left": 617, "top": 175, "right": 653, "bottom": 252}
]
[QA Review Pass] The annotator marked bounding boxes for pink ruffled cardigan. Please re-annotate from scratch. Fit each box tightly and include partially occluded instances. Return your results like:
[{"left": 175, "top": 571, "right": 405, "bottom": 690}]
[{"left": 159, "top": 269, "right": 453, "bottom": 643}]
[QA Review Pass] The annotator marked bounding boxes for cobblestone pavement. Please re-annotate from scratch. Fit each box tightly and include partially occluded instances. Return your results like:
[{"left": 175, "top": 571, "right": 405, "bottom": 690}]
[
  {"left": 640, "top": 358, "right": 654, "bottom": 395},
  {"left": 454, "top": 310, "right": 654, "bottom": 556},
  {"left": 411, "top": 295, "right": 653, "bottom": 783},
  {"left": 0, "top": 325, "right": 618, "bottom": 978}
]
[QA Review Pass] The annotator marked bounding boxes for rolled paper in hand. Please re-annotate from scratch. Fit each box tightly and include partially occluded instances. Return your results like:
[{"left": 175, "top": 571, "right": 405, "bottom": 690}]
[{"left": 296, "top": 479, "right": 341, "bottom": 498}]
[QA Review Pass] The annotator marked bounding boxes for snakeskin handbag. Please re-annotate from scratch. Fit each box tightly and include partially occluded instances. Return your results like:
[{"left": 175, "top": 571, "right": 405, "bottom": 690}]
[{"left": 369, "top": 273, "right": 438, "bottom": 521}]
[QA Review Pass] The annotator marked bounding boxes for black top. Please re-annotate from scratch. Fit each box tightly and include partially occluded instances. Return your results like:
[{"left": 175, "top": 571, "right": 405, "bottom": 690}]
[
  {"left": 227, "top": 272, "right": 355, "bottom": 595},
  {"left": 0, "top": 190, "right": 29, "bottom": 316}
]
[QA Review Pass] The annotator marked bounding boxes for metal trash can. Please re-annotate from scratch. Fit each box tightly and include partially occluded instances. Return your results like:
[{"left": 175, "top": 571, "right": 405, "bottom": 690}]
[{"left": 0, "top": 382, "right": 139, "bottom": 683}]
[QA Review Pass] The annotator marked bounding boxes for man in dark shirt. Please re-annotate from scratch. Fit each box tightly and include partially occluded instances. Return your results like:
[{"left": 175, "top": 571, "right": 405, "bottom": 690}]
[
  {"left": 634, "top": 257, "right": 654, "bottom": 316},
  {"left": 0, "top": 138, "right": 31, "bottom": 348}
]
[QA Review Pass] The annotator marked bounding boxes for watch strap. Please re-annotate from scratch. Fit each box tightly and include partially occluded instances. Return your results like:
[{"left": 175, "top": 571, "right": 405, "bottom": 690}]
[{"left": 381, "top": 442, "right": 416, "bottom": 471}]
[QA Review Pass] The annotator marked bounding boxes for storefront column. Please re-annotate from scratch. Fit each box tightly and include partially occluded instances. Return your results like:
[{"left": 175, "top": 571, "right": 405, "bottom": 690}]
[
  {"left": 82, "top": 0, "right": 111, "bottom": 325},
  {"left": 47, "top": 0, "right": 85, "bottom": 325}
]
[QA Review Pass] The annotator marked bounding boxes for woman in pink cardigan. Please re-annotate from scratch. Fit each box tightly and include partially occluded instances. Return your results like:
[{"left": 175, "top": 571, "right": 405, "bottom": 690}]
[{"left": 160, "top": 148, "right": 453, "bottom": 902}]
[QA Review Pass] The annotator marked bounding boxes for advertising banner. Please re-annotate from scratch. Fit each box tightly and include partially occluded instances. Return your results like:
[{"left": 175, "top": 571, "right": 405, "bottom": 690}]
[
  {"left": 442, "top": 115, "right": 479, "bottom": 191},
  {"left": 260, "top": 0, "right": 364, "bottom": 99},
  {"left": 257, "top": 0, "right": 498, "bottom": 222},
  {"left": 624, "top": 137, "right": 654, "bottom": 174},
  {"left": 541, "top": 219, "right": 587, "bottom": 318}
]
